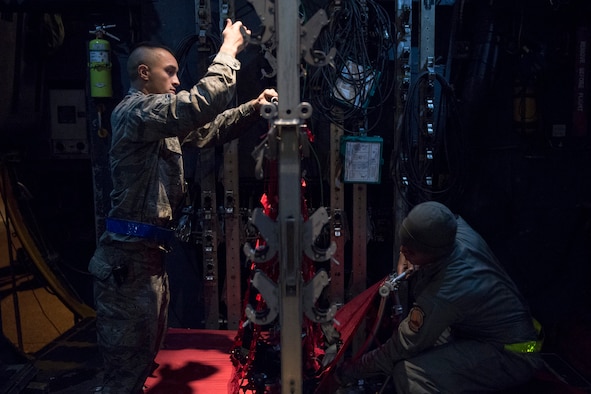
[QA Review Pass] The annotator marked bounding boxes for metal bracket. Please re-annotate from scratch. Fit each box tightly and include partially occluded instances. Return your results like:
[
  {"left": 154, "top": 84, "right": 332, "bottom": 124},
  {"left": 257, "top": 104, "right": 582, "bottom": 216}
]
[
  {"left": 301, "top": 9, "right": 336, "bottom": 67},
  {"left": 261, "top": 48, "right": 278, "bottom": 78},
  {"left": 246, "top": 1, "right": 335, "bottom": 68},
  {"left": 243, "top": 208, "right": 279, "bottom": 263},
  {"left": 303, "top": 269, "right": 338, "bottom": 323},
  {"left": 244, "top": 270, "right": 279, "bottom": 325},
  {"left": 224, "top": 190, "right": 235, "bottom": 214},
  {"left": 246, "top": 0, "right": 276, "bottom": 45},
  {"left": 196, "top": 0, "right": 212, "bottom": 50},
  {"left": 303, "top": 207, "right": 337, "bottom": 262}
]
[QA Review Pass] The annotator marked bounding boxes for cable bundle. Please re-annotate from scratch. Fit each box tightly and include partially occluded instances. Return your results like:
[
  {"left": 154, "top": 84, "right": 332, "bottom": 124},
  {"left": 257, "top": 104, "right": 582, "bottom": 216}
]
[
  {"left": 303, "top": 0, "right": 396, "bottom": 134},
  {"left": 391, "top": 71, "right": 466, "bottom": 206}
]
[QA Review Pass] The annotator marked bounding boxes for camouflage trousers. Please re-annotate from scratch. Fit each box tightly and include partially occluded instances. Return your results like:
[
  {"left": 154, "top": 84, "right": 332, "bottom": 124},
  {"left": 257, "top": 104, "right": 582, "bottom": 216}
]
[{"left": 90, "top": 240, "right": 170, "bottom": 394}]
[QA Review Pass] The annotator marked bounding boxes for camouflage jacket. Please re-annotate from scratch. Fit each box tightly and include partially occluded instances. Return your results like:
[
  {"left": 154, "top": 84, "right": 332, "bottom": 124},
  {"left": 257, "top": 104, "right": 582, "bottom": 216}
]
[{"left": 107, "top": 52, "right": 256, "bottom": 235}]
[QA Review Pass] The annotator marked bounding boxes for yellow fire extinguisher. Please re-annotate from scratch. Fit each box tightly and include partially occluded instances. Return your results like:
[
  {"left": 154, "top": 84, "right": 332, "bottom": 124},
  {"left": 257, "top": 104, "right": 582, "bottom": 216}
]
[{"left": 88, "top": 24, "right": 119, "bottom": 98}]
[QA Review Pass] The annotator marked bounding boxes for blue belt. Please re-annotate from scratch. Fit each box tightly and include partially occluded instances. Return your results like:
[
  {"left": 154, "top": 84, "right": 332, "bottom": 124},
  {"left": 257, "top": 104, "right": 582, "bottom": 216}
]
[{"left": 106, "top": 217, "right": 174, "bottom": 243}]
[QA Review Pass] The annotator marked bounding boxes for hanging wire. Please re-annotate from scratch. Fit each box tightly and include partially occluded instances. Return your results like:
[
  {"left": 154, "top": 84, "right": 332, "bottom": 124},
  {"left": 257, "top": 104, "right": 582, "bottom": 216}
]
[
  {"left": 175, "top": 32, "right": 222, "bottom": 88},
  {"left": 302, "top": 0, "right": 396, "bottom": 134},
  {"left": 391, "top": 71, "right": 466, "bottom": 207}
]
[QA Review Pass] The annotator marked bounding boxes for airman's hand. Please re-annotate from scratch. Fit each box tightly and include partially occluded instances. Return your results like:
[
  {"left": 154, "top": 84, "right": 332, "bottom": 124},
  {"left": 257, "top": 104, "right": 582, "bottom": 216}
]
[
  {"left": 220, "top": 19, "right": 250, "bottom": 57},
  {"left": 251, "top": 88, "right": 279, "bottom": 111},
  {"left": 397, "top": 252, "right": 415, "bottom": 276}
]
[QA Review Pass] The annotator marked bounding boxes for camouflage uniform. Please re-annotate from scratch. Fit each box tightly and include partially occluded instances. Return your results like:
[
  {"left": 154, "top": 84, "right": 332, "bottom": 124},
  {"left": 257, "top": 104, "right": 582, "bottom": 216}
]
[
  {"left": 339, "top": 217, "right": 544, "bottom": 393},
  {"left": 88, "top": 52, "right": 258, "bottom": 393}
]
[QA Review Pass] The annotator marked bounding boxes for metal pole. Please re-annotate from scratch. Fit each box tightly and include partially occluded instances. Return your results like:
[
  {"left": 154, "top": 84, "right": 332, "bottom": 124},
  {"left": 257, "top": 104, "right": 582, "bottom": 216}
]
[{"left": 276, "top": 0, "right": 303, "bottom": 391}]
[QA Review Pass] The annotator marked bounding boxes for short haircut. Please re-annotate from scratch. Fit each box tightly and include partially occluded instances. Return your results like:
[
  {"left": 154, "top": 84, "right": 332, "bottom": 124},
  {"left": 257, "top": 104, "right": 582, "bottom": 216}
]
[{"left": 126, "top": 41, "right": 176, "bottom": 81}]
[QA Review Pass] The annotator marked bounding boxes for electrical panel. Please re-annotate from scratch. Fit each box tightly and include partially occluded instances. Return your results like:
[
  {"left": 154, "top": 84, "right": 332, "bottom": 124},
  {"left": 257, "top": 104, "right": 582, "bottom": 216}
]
[{"left": 49, "top": 89, "right": 88, "bottom": 156}]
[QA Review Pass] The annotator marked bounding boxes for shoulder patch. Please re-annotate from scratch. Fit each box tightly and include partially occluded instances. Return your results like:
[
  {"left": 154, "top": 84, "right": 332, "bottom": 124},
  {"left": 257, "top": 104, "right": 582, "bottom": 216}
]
[{"left": 408, "top": 306, "right": 425, "bottom": 333}]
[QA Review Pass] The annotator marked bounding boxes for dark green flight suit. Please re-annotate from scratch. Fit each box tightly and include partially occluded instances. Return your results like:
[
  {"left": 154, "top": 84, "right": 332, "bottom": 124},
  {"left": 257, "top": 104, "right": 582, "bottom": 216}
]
[{"left": 340, "top": 217, "right": 543, "bottom": 393}]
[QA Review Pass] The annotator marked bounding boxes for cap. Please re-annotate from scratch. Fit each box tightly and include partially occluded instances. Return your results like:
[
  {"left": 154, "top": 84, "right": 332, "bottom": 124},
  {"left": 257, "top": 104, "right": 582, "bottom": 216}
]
[{"left": 399, "top": 201, "right": 457, "bottom": 256}]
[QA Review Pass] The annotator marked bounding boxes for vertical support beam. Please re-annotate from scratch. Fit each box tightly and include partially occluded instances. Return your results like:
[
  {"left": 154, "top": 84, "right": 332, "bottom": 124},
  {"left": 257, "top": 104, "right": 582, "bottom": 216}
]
[
  {"left": 194, "top": 0, "right": 219, "bottom": 330},
  {"left": 419, "top": 0, "right": 435, "bottom": 75},
  {"left": 196, "top": 0, "right": 212, "bottom": 50},
  {"left": 222, "top": 0, "right": 240, "bottom": 332},
  {"left": 200, "top": 147, "right": 219, "bottom": 329},
  {"left": 278, "top": 132, "right": 302, "bottom": 394},
  {"left": 223, "top": 140, "right": 241, "bottom": 329},
  {"left": 329, "top": 110, "right": 345, "bottom": 305},
  {"left": 393, "top": 0, "right": 412, "bottom": 261},
  {"left": 420, "top": 0, "right": 436, "bottom": 192},
  {"left": 275, "top": 0, "right": 303, "bottom": 392},
  {"left": 351, "top": 183, "right": 367, "bottom": 352},
  {"left": 351, "top": 184, "right": 367, "bottom": 295}
]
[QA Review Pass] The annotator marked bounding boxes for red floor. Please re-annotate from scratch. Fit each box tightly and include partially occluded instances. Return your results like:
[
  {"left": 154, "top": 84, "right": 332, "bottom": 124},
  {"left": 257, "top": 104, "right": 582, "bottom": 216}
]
[
  {"left": 11, "top": 318, "right": 590, "bottom": 393},
  {"left": 142, "top": 328, "right": 591, "bottom": 394},
  {"left": 145, "top": 329, "right": 238, "bottom": 394}
]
